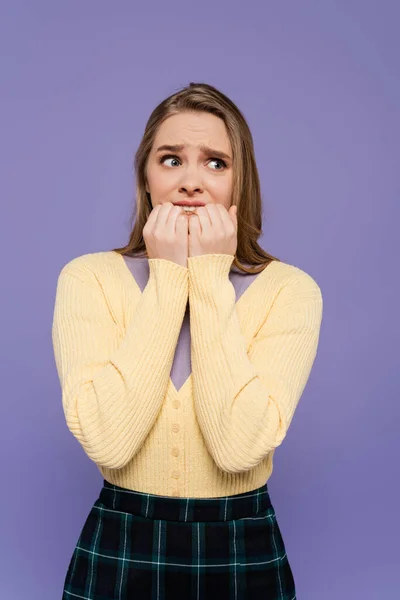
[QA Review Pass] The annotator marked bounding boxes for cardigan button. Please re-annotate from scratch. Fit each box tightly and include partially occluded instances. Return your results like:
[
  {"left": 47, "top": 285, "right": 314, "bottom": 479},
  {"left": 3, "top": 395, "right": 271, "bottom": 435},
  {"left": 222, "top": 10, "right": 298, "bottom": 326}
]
[
  {"left": 172, "top": 423, "right": 180, "bottom": 433},
  {"left": 171, "top": 447, "right": 180, "bottom": 457},
  {"left": 172, "top": 470, "right": 181, "bottom": 479},
  {"left": 172, "top": 399, "right": 180, "bottom": 409}
]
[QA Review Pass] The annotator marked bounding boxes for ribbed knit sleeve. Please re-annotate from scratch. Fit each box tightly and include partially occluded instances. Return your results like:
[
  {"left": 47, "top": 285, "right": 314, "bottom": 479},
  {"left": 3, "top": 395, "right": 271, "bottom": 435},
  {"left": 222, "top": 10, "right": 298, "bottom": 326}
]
[
  {"left": 187, "top": 253, "right": 323, "bottom": 474},
  {"left": 52, "top": 257, "right": 189, "bottom": 470}
]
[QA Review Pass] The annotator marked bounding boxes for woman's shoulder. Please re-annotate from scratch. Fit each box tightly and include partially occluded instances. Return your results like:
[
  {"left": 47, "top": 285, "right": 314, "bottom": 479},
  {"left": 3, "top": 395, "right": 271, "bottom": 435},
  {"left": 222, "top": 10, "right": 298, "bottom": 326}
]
[
  {"left": 55, "top": 251, "right": 136, "bottom": 322},
  {"left": 266, "top": 259, "right": 323, "bottom": 299},
  {"left": 57, "top": 250, "right": 126, "bottom": 281}
]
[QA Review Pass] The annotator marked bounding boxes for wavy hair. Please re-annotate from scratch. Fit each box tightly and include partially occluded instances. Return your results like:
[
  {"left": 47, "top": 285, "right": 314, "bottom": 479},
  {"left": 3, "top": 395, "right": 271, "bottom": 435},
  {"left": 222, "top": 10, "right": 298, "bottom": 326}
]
[{"left": 112, "top": 82, "right": 280, "bottom": 273}]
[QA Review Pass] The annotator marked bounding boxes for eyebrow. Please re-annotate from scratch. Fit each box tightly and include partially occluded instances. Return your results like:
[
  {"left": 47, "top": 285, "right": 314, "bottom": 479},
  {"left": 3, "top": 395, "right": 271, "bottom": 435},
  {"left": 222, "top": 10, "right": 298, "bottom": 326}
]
[{"left": 155, "top": 144, "right": 232, "bottom": 161}]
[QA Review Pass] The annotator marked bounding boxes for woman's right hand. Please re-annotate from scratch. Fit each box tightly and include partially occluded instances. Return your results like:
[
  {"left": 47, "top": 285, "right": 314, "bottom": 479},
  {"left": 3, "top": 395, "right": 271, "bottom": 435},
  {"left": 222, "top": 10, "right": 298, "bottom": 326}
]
[{"left": 143, "top": 202, "right": 189, "bottom": 268}]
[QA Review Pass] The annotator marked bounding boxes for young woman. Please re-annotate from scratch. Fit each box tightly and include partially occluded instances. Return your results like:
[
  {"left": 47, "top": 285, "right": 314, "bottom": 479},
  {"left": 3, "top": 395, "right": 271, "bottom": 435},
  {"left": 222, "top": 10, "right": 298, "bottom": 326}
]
[{"left": 52, "top": 82, "right": 323, "bottom": 599}]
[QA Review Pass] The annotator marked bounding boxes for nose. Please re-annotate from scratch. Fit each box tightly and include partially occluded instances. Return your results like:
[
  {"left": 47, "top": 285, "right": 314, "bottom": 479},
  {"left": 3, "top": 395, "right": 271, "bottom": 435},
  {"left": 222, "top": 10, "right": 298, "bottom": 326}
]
[
  {"left": 178, "top": 165, "right": 203, "bottom": 196},
  {"left": 179, "top": 182, "right": 203, "bottom": 195}
]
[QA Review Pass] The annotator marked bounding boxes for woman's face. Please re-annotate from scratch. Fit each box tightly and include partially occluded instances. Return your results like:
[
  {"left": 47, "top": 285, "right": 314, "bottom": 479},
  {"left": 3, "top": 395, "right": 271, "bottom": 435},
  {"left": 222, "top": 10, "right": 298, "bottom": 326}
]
[{"left": 145, "top": 111, "right": 233, "bottom": 212}]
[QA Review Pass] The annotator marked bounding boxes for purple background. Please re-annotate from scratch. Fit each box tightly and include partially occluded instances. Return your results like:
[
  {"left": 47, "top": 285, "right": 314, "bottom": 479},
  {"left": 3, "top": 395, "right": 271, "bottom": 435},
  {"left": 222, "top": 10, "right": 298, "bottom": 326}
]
[{"left": 1, "top": 1, "right": 398, "bottom": 597}]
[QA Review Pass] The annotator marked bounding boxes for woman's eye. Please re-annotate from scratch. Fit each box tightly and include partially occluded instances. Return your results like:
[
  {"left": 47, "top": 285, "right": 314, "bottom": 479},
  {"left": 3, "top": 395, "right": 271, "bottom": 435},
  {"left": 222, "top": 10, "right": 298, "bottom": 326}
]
[
  {"left": 160, "top": 156, "right": 180, "bottom": 167},
  {"left": 209, "top": 159, "right": 227, "bottom": 170}
]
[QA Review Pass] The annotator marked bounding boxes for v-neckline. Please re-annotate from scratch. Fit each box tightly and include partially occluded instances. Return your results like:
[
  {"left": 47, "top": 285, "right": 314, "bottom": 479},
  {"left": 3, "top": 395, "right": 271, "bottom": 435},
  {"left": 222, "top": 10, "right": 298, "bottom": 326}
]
[{"left": 114, "top": 252, "right": 277, "bottom": 398}]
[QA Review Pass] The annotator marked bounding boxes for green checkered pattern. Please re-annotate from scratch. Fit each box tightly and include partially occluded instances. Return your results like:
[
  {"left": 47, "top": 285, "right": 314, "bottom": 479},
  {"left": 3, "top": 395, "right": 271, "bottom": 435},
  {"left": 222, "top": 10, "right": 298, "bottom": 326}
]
[{"left": 62, "top": 479, "right": 296, "bottom": 599}]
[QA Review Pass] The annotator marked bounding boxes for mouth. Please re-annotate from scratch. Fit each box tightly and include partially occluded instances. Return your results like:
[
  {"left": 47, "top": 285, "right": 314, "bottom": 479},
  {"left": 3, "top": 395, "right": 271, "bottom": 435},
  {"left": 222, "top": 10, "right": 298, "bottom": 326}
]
[
  {"left": 173, "top": 201, "right": 205, "bottom": 207},
  {"left": 173, "top": 201, "right": 205, "bottom": 214}
]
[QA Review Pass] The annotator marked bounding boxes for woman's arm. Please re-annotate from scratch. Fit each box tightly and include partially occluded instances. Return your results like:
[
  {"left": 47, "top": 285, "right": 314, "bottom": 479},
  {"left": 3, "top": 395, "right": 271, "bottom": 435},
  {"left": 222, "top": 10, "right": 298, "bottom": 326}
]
[
  {"left": 188, "top": 254, "right": 323, "bottom": 473},
  {"left": 52, "top": 256, "right": 188, "bottom": 470}
]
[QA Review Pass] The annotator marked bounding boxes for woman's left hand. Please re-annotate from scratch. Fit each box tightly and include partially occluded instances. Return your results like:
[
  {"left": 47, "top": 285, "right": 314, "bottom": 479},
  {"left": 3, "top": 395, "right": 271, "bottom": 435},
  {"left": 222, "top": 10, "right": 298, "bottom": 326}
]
[{"left": 188, "top": 203, "right": 238, "bottom": 258}]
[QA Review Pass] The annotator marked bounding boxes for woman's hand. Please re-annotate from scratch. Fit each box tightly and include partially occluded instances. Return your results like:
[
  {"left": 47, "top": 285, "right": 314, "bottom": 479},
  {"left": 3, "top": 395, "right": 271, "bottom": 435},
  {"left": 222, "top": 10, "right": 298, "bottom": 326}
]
[
  {"left": 143, "top": 202, "right": 189, "bottom": 268},
  {"left": 188, "top": 203, "right": 238, "bottom": 258}
]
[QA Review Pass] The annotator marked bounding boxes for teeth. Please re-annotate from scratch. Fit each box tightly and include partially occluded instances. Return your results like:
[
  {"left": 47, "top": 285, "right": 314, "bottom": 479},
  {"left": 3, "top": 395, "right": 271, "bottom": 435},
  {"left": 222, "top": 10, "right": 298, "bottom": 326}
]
[{"left": 181, "top": 206, "right": 197, "bottom": 212}]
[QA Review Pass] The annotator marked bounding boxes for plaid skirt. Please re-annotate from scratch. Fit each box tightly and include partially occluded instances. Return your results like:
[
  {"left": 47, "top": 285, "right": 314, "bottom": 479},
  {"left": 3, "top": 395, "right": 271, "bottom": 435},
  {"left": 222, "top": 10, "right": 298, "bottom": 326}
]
[{"left": 62, "top": 479, "right": 296, "bottom": 599}]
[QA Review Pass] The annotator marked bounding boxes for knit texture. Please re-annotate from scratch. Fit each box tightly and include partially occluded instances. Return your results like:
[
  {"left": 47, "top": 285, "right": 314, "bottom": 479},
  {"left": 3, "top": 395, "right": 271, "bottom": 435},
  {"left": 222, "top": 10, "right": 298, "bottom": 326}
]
[{"left": 52, "top": 251, "right": 323, "bottom": 497}]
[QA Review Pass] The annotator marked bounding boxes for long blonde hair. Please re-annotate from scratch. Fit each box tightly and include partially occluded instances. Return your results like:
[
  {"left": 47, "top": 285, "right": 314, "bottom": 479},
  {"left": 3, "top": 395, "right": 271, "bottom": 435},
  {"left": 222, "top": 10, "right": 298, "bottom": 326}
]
[{"left": 112, "top": 82, "right": 280, "bottom": 274}]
